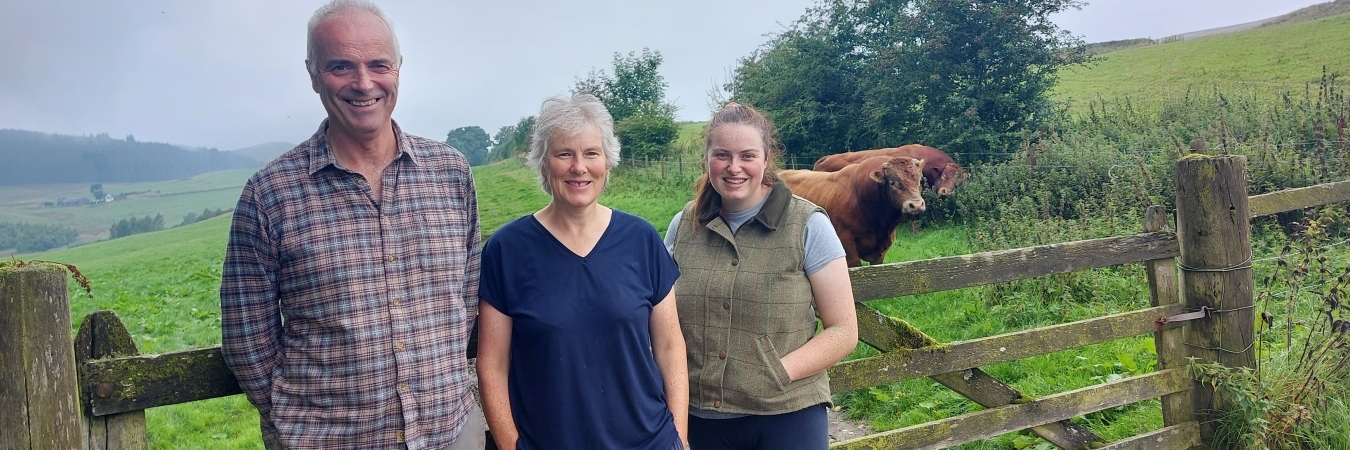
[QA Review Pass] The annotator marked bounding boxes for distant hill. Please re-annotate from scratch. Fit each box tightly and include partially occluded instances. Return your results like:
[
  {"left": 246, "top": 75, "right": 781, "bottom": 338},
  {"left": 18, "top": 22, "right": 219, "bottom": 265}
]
[
  {"left": 230, "top": 141, "right": 294, "bottom": 165},
  {"left": 1054, "top": 11, "right": 1350, "bottom": 112},
  {"left": 1259, "top": 0, "right": 1350, "bottom": 29},
  {"left": 0, "top": 129, "right": 259, "bottom": 185},
  {"left": 1084, "top": 0, "right": 1350, "bottom": 55}
]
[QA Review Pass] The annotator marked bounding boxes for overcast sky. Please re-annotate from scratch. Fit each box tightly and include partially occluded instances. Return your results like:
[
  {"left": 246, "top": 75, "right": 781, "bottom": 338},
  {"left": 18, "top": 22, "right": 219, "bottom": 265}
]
[{"left": 0, "top": 0, "right": 1329, "bottom": 151}]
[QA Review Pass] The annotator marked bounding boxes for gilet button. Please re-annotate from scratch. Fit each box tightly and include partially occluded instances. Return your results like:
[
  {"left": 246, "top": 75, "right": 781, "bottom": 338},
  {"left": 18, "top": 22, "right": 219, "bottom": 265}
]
[
  {"left": 719, "top": 351, "right": 727, "bottom": 359},
  {"left": 731, "top": 258, "right": 739, "bottom": 266}
]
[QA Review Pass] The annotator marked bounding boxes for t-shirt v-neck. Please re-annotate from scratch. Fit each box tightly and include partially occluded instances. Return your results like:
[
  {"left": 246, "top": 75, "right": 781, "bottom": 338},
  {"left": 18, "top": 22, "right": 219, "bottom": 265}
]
[{"left": 528, "top": 210, "right": 612, "bottom": 259}]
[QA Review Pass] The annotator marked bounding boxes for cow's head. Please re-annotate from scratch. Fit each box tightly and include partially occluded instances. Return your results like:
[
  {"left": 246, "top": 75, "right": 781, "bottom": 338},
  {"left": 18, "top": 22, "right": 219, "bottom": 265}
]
[
  {"left": 934, "top": 162, "right": 970, "bottom": 197},
  {"left": 869, "top": 156, "right": 926, "bottom": 214}
]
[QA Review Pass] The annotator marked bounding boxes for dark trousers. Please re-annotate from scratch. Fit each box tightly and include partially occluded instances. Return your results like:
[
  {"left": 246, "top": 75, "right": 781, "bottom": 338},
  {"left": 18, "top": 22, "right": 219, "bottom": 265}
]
[{"left": 687, "top": 404, "right": 828, "bottom": 450}]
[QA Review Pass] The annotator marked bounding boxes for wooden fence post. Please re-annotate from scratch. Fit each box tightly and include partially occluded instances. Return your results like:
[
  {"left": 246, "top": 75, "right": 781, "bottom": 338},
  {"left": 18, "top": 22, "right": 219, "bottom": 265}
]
[
  {"left": 1173, "top": 155, "right": 1256, "bottom": 444},
  {"left": 0, "top": 266, "right": 83, "bottom": 449},
  {"left": 1143, "top": 205, "right": 1194, "bottom": 428},
  {"left": 75, "top": 311, "right": 148, "bottom": 450}
]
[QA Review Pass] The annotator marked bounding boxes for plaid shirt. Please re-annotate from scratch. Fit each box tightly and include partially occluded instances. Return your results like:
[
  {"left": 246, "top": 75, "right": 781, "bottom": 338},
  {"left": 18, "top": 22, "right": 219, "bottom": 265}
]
[{"left": 221, "top": 120, "right": 481, "bottom": 449}]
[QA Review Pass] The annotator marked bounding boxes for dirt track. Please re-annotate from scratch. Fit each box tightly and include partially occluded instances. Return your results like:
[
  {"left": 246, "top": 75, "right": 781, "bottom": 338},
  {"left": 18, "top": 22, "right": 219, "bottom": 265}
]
[{"left": 827, "top": 406, "right": 872, "bottom": 443}]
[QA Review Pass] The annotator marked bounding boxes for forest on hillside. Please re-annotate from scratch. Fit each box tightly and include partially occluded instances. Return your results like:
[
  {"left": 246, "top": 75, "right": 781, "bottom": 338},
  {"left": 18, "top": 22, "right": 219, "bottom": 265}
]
[{"left": 0, "top": 129, "right": 258, "bottom": 185}]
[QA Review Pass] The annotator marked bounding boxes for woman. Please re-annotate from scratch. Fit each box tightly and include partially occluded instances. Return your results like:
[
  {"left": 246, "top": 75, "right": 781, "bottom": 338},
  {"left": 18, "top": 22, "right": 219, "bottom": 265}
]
[
  {"left": 477, "top": 94, "right": 689, "bottom": 450},
  {"left": 664, "top": 102, "right": 858, "bottom": 449}
]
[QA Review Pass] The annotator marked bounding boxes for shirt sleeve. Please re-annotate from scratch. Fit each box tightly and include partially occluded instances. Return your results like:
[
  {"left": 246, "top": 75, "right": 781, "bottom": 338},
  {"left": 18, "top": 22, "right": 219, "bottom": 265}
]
[
  {"left": 650, "top": 219, "right": 681, "bottom": 305},
  {"left": 477, "top": 232, "right": 508, "bottom": 315},
  {"left": 663, "top": 210, "right": 683, "bottom": 256},
  {"left": 803, "top": 211, "right": 847, "bottom": 275},
  {"left": 219, "top": 180, "right": 283, "bottom": 438},
  {"left": 459, "top": 163, "right": 483, "bottom": 327}
]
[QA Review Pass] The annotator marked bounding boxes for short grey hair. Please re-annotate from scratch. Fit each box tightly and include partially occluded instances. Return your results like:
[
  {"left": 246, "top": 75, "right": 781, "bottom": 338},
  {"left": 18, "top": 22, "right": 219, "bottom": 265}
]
[
  {"left": 526, "top": 94, "right": 622, "bottom": 195},
  {"left": 306, "top": 0, "right": 402, "bottom": 76}
]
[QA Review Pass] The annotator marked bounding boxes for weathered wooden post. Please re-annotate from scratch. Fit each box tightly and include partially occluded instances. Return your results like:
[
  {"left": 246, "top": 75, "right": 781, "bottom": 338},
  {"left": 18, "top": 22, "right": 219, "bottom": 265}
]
[
  {"left": 1, "top": 265, "right": 83, "bottom": 449},
  {"left": 1173, "top": 155, "right": 1256, "bottom": 444},
  {"left": 1143, "top": 205, "right": 1194, "bottom": 429},
  {"left": 75, "top": 311, "right": 149, "bottom": 450}
]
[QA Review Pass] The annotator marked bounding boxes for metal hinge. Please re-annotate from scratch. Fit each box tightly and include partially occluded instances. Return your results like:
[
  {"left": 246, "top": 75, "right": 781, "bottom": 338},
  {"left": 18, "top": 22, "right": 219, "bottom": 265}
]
[{"left": 1155, "top": 306, "right": 1209, "bottom": 331}]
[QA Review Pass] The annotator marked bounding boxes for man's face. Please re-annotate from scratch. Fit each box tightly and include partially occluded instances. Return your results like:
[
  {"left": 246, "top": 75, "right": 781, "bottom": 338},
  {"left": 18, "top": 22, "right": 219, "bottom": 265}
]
[{"left": 307, "top": 11, "right": 400, "bottom": 143}]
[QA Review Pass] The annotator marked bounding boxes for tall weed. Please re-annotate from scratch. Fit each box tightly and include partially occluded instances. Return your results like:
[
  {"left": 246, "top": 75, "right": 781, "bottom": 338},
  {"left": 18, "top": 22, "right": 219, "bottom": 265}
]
[{"left": 1194, "top": 210, "right": 1350, "bottom": 449}]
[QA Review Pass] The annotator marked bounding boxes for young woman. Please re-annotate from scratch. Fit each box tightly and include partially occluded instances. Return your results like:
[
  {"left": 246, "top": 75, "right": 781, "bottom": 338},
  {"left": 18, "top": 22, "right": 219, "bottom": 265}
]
[
  {"left": 664, "top": 102, "right": 858, "bottom": 450},
  {"left": 477, "top": 94, "right": 688, "bottom": 450}
]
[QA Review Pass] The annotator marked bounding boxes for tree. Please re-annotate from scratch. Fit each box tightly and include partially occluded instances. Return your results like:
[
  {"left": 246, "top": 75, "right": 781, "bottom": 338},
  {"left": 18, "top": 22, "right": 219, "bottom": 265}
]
[
  {"left": 445, "top": 126, "right": 492, "bottom": 166},
  {"left": 487, "top": 116, "right": 535, "bottom": 163},
  {"left": 729, "top": 0, "right": 1090, "bottom": 161},
  {"left": 110, "top": 214, "right": 165, "bottom": 239},
  {"left": 575, "top": 48, "right": 670, "bottom": 123},
  {"left": 90, "top": 183, "right": 105, "bottom": 202},
  {"left": 573, "top": 48, "right": 680, "bottom": 158}
]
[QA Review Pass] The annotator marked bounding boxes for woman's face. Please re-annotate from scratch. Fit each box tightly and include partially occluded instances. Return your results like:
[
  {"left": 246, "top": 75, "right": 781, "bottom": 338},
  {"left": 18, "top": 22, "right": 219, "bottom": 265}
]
[
  {"left": 707, "top": 123, "right": 769, "bottom": 212},
  {"left": 545, "top": 124, "right": 608, "bottom": 210}
]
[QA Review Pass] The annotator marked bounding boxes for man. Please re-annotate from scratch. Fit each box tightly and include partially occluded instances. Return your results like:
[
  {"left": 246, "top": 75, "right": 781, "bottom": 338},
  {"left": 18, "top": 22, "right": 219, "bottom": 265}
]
[{"left": 220, "top": 1, "right": 483, "bottom": 448}]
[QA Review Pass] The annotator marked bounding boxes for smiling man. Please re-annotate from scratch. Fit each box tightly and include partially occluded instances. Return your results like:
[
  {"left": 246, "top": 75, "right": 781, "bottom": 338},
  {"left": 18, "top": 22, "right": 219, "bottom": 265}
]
[{"left": 220, "top": 1, "right": 484, "bottom": 448}]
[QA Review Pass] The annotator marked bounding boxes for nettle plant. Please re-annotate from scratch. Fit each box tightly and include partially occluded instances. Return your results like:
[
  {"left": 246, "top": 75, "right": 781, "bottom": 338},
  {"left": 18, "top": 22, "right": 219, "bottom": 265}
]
[{"left": 1193, "top": 208, "right": 1350, "bottom": 449}]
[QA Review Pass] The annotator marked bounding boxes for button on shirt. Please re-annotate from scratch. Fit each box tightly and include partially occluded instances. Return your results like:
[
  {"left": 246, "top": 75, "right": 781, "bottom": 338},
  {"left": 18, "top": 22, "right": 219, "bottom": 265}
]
[{"left": 221, "top": 120, "right": 481, "bottom": 449}]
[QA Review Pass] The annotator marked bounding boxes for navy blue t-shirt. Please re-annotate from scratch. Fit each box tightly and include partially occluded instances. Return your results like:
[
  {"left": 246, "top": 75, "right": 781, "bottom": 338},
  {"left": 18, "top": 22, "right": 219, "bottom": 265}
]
[{"left": 479, "top": 209, "right": 681, "bottom": 450}]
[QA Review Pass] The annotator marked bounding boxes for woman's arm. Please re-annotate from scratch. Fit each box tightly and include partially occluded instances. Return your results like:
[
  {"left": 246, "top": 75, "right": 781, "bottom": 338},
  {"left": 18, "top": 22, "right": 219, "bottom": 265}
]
[
  {"left": 476, "top": 300, "right": 519, "bottom": 450},
  {"left": 649, "top": 290, "right": 689, "bottom": 447},
  {"left": 780, "top": 257, "right": 859, "bottom": 381}
]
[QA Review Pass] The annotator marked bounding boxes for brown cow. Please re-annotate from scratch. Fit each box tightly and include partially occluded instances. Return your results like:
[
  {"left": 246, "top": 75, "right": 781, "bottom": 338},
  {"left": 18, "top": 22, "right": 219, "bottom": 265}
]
[
  {"left": 779, "top": 156, "right": 925, "bottom": 267},
  {"left": 813, "top": 144, "right": 970, "bottom": 197}
]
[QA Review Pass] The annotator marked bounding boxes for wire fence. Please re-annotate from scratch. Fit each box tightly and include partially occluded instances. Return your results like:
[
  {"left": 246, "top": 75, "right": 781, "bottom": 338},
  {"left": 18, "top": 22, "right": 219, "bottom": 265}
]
[{"left": 615, "top": 138, "right": 1350, "bottom": 181}]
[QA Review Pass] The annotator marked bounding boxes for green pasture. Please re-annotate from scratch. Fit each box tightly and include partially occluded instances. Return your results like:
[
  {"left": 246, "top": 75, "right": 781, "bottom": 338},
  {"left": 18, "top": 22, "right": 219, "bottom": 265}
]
[
  {"left": 1054, "top": 12, "right": 1350, "bottom": 112},
  {"left": 0, "top": 169, "right": 252, "bottom": 246}
]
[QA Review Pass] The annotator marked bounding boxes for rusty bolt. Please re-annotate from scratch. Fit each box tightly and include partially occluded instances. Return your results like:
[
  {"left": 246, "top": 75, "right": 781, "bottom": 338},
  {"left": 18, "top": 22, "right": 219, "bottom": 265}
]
[{"left": 96, "top": 382, "right": 114, "bottom": 399}]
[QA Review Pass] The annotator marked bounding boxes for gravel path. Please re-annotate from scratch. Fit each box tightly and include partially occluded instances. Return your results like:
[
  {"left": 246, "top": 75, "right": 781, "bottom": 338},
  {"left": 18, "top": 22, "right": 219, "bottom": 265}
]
[{"left": 827, "top": 406, "right": 873, "bottom": 443}]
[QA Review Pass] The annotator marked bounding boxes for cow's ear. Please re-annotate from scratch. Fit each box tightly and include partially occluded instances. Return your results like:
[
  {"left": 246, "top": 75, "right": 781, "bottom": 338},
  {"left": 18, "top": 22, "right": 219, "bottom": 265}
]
[
  {"left": 914, "top": 158, "right": 925, "bottom": 169},
  {"left": 870, "top": 169, "right": 885, "bottom": 183}
]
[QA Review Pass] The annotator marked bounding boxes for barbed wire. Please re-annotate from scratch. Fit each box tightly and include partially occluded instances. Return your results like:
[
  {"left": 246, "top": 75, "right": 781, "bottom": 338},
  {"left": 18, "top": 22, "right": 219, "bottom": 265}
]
[{"left": 1252, "top": 237, "right": 1350, "bottom": 265}]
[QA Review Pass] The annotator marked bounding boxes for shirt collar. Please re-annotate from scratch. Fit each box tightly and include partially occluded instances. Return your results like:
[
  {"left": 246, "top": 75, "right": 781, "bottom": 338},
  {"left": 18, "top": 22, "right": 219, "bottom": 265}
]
[
  {"left": 306, "top": 118, "right": 420, "bottom": 176},
  {"left": 696, "top": 178, "right": 794, "bottom": 231}
]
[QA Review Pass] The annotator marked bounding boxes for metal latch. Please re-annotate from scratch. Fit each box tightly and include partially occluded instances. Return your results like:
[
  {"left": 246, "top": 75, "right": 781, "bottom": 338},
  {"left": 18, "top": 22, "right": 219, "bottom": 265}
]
[{"left": 1155, "top": 306, "right": 1209, "bottom": 330}]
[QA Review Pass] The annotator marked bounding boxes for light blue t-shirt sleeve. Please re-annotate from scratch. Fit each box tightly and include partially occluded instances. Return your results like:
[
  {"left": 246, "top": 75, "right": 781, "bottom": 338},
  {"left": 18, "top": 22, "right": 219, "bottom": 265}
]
[
  {"left": 664, "top": 210, "right": 683, "bottom": 256},
  {"left": 803, "top": 211, "right": 847, "bottom": 275}
]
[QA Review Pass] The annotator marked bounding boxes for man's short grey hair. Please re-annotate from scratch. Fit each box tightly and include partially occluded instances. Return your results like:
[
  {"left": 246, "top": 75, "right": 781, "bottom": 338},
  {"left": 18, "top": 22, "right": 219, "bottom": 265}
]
[
  {"left": 306, "top": 0, "right": 402, "bottom": 76},
  {"left": 527, "top": 94, "right": 622, "bottom": 195}
]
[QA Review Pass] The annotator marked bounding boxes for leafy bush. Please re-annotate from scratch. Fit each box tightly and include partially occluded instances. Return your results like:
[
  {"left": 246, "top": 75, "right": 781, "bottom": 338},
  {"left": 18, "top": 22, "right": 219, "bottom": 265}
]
[{"left": 615, "top": 102, "right": 679, "bottom": 160}]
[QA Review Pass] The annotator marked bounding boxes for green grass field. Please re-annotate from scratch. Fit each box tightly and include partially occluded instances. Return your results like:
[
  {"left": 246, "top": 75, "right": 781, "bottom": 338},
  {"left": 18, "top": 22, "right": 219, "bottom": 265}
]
[
  {"left": 0, "top": 169, "right": 253, "bottom": 247},
  {"left": 1054, "top": 12, "right": 1350, "bottom": 112}
]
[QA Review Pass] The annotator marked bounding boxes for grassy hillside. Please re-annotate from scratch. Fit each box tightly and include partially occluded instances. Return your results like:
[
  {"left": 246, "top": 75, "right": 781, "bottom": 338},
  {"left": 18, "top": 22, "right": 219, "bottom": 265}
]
[
  {"left": 0, "top": 169, "right": 252, "bottom": 246},
  {"left": 1054, "top": 12, "right": 1350, "bottom": 111}
]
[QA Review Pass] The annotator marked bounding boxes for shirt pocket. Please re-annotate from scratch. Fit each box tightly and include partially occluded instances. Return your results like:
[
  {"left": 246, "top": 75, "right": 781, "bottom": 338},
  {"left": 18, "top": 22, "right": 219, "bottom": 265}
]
[{"left": 724, "top": 333, "right": 791, "bottom": 397}]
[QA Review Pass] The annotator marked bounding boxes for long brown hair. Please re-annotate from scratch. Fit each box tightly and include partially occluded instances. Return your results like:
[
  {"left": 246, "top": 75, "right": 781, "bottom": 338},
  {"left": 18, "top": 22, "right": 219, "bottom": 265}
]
[{"left": 692, "top": 102, "right": 784, "bottom": 216}]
